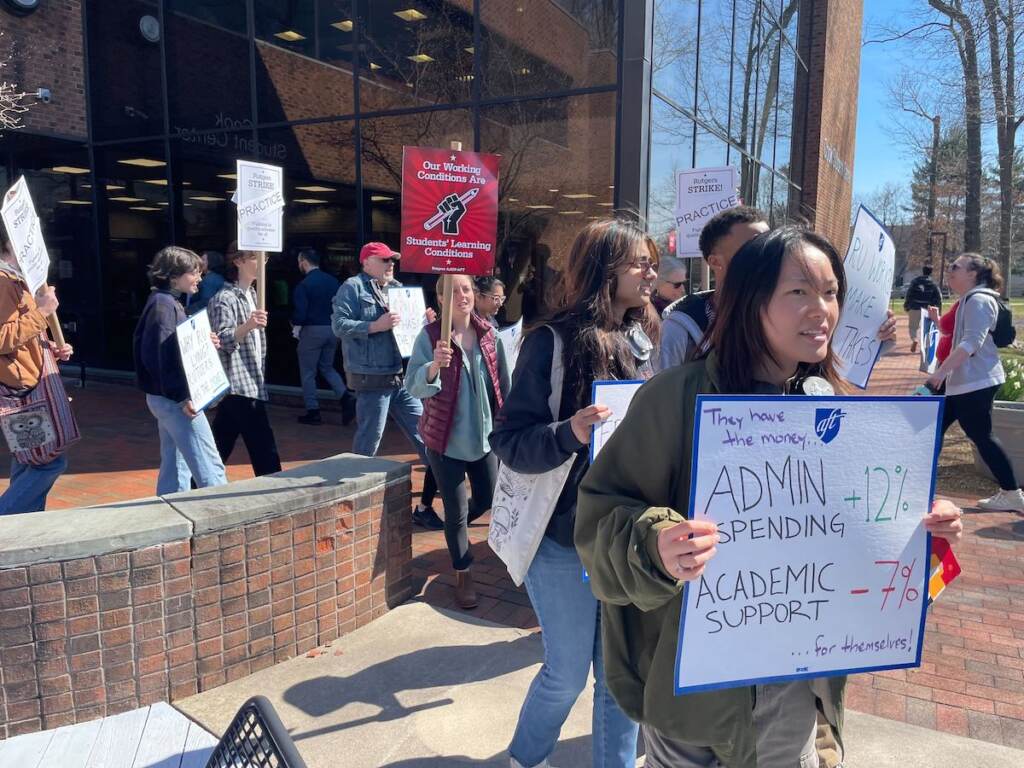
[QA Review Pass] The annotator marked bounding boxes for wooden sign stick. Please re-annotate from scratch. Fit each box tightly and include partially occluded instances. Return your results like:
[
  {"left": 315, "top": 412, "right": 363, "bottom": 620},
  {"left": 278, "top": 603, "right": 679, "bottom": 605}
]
[
  {"left": 438, "top": 140, "right": 463, "bottom": 366},
  {"left": 256, "top": 251, "right": 267, "bottom": 312},
  {"left": 40, "top": 283, "right": 65, "bottom": 348}
]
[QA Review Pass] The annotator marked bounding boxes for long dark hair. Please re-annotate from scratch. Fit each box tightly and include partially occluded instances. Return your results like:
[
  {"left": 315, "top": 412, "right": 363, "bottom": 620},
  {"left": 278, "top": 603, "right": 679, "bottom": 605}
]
[
  {"left": 708, "top": 226, "right": 847, "bottom": 394},
  {"left": 530, "top": 218, "right": 660, "bottom": 404}
]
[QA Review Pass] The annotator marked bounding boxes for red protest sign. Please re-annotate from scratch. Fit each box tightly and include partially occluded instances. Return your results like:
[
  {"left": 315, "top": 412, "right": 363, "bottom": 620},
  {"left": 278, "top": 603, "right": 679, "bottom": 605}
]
[{"left": 400, "top": 146, "right": 500, "bottom": 276}]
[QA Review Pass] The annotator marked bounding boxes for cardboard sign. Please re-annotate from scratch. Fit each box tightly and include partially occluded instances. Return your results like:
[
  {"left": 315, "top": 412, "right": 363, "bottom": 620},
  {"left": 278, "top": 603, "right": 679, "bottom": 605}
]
[
  {"left": 919, "top": 314, "right": 939, "bottom": 374},
  {"left": 675, "top": 395, "right": 943, "bottom": 694},
  {"left": 236, "top": 160, "right": 284, "bottom": 252},
  {"left": 1, "top": 177, "right": 51, "bottom": 293},
  {"left": 387, "top": 286, "right": 427, "bottom": 359},
  {"left": 674, "top": 167, "right": 739, "bottom": 259},
  {"left": 175, "top": 310, "right": 230, "bottom": 412},
  {"left": 497, "top": 318, "right": 523, "bottom": 374},
  {"left": 834, "top": 206, "right": 896, "bottom": 388},
  {"left": 590, "top": 380, "right": 644, "bottom": 461},
  {"left": 400, "top": 146, "right": 500, "bottom": 275}
]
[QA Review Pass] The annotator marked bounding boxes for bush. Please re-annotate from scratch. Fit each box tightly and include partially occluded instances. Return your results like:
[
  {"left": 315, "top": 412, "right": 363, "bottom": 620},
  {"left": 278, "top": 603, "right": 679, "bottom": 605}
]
[{"left": 997, "top": 353, "right": 1024, "bottom": 401}]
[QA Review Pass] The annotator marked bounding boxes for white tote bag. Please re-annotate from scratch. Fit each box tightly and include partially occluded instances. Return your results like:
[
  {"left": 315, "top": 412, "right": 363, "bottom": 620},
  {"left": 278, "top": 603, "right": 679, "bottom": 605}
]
[{"left": 488, "top": 326, "right": 576, "bottom": 586}]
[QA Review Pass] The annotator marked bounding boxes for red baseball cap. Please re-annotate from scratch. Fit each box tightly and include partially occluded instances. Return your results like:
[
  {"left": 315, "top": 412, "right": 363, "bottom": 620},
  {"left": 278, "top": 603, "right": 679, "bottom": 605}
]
[{"left": 359, "top": 242, "right": 400, "bottom": 264}]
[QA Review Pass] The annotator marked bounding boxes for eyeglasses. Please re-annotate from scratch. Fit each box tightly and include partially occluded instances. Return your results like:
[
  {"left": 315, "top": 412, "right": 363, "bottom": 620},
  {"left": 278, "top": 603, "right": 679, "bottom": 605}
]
[
  {"left": 666, "top": 280, "right": 686, "bottom": 289},
  {"left": 630, "top": 259, "right": 658, "bottom": 273},
  {"left": 374, "top": 256, "right": 397, "bottom": 264},
  {"left": 481, "top": 293, "right": 506, "bottom": 304},
  {"left": 950, "top": 263, "right": 963, "bottom": 272}
]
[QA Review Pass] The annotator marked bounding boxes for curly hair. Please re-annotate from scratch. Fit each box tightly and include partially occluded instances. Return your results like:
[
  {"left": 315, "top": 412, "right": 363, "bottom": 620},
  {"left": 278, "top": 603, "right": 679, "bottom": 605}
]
[{"left": 147, "top": 246, "right": 203, "bottom": 289}]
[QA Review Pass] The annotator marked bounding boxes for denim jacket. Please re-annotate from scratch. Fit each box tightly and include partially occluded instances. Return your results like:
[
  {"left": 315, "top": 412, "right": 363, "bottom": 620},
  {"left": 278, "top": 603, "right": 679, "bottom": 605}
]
[{"left": 331, "top": 272, "right": 404, "bottom": 376}]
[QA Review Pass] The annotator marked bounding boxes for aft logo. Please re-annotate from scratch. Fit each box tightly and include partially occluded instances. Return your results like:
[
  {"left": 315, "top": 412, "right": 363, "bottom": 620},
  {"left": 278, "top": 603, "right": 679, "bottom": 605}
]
[{"left": 814, "top": 408, "right": 846, "bottom": 444}]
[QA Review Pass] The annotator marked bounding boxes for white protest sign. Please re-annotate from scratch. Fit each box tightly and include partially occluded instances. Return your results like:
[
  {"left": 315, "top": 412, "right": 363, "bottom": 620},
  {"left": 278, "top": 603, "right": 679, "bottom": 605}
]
[
  {"left": 919, "top": 315, "right": 939, "bottom": 375},
  {"left": 674, "top": 167, "right": 739, "bottom": 258},
  {"left": 675, "top": 395, "right": 942, "bottom": 694},
  {"left": 590, "top": 380, "right": 644, "bottom": 461},
  {"left": 236, "top": 160, "right": 284, "bottom": 252},
  {"left": 834, "top": 205, "right": 895, "bottom": 389},
  {"left": 175, "top": 310, "right": 230, "bottom": 412},
  {"left": 497, "top": 318, "right": 523, "bottom": 373},
  {"left": 1, "top": 177, "right": 51, "bottom": 293},
  {"left": 387, "top": 286, "right": 427, "bottom": 358}
]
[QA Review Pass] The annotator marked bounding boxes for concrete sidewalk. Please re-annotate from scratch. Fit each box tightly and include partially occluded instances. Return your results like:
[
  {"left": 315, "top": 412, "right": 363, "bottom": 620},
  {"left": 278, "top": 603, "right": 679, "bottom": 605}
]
[{"left": 175, "top": 601, "right": 1024, "bottom": 768}]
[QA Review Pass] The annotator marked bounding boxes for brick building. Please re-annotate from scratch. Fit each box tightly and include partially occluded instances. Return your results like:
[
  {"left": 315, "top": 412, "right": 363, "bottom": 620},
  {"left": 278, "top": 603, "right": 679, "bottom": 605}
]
[{"left": 0, "top": 0, "right": 861, "bottom": 387}]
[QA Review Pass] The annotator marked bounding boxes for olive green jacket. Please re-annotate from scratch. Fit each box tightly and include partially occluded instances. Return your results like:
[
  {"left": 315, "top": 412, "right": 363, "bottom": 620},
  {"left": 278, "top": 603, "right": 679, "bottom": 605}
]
[{"left": 575, "top": 354, "right": 845, "bottom": 767}]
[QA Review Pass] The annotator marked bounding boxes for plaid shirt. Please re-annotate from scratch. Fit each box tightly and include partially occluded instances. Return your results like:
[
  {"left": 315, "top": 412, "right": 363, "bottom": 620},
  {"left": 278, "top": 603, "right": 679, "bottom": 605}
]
[{"left": 208, "top": 282, "right": 268, "bottom": 401}]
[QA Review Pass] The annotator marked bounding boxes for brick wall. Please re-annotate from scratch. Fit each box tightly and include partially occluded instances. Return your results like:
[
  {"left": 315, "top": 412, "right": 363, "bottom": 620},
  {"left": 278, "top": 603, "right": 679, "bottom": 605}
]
[
  {"left": 0, "top": 474, "right": 412, "bottom": 739},
  {"left": 1, "top": 1, "right": 87, "bottom": 139}
]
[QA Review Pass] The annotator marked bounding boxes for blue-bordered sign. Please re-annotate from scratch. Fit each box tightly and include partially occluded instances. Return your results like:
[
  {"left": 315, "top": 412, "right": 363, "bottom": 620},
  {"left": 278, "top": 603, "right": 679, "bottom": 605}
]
[
  {"left": 175, "top": 309, "right": 230, "bottom": 412},
  {"left": 589, "top": 379, "right": 645, "bottom": 463}
]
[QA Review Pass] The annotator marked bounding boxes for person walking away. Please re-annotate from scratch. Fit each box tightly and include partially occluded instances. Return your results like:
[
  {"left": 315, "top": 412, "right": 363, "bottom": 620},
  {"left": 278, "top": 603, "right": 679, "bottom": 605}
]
[
  {"left": 903, "top": 265, "right": 942, "bottom": 353},
  {"left": 576, "top": 227, "right": 965, "bottom": 768},
  {"left": 926, "top": 253, "right": 1023, "bottom": 512},
  {"left": 473, "top": 276, "right": 506, "bottom": 328},
  {"left": 208, "top": 243, "right": 282, "bottom": 477},
  {"left": 186, "top": 251, "right": 226, "bottom": 316},
  {"left": 491, "top": 218, "right": 659, "bottom": 768},
  {"left": 651, "top": 256, "right": 687, "bottom": 316},
  {"left": 292, "top": 247, "right": 356, "bottom": 425},
  {"left": 133, "top": 246, "right": 228, "bottom": 495},
  {"left": 0, "top": 229, "right": 75, "bottom": 514},
  {"left": 406, "top": 275, "right": 510, "bottom": 608},
  {"left": 332, "top": 241, "right": 443, "bottom": 530}
]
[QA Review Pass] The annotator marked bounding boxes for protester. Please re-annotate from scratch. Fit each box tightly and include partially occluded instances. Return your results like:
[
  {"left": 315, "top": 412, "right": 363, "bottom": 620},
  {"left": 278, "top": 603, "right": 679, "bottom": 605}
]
[
  {"left": 931, "top": 299, "right": 959, "bottom": 365},
  {"left": 651, "top": 255, "right": 687, "bottom": 316},
  {"left": 576, "top": 227, "right": 965, "bottom": 768},
  {"left": 926, "top": 253, "right": 1023, "bottom": 512},
  {"left": 473, "top": 275, "right": 506, "bottom": 328},
  {"left": 406, "top": 274, "right": 510, "bottom": 608},
  {"left": 133, "top": 246, "right": 227, "bottom": 495},
  {"left": 208, "top": 243, "right": 282, "bottom": 477},
  {"left": 186, "top": 251, "right": 225, "bottom": 316},
  {"left": 903, "top": 265, "right": 942, "bottom": 353},
  {"left": 292, "top": 247, "right": 356, "bottom": 426},
  {"left": 490, "top": 218, "right": 659, "bottom": 768},
  {"left": 332, "top": 241, "right": 443, "bottom": 530}
]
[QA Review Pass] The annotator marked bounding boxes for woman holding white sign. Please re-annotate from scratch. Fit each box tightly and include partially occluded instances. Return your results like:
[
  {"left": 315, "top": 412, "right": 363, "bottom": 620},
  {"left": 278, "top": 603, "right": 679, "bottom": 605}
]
[
  {"left": 405, "top": 274, "right": 510, "bottom": 609},
  {"left": 491, "top": 218, "right": 658, "bottom": 768},
  {"left": 576, "top": 227, "right": 963, "bottom": 768}
]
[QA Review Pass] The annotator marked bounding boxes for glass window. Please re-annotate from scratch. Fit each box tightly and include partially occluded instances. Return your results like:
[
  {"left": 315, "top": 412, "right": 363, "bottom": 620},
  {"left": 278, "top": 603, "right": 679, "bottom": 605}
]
[
  {"left": 356, "top": 0, "right": 475, "bottom": 113},
  {"left": 652, "top": 0, "right": 698, "bottom": 109},
  {"left": 86, "top": 0, "right": 165, "bottom": 140},
  {"left": 480, "top": 0, "right": 619, "bottom": 100},
  {"left": 649, "top": 95, "right": 694, "bottom": 258},
  {"left": 254, "top": 0, "right": 315, "bottom": 57},
  {"left": 93, "top": 142, "right": 171, "bottom": 370},
  {"left": 165, "top": 0, "right": 248, "bottom": 33},
  {"left": 480, "top": 92, "right": 615, "bottom": 323},
  {"left": 695, "top": 0, "right": 735, "bottom": 139},
  {"left": 166, "top": 4, "right": 253, "bottom": 134}
]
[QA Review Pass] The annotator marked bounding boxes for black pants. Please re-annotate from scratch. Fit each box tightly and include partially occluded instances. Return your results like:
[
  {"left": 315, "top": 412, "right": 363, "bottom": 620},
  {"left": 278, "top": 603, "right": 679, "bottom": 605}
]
[
  {"left": 421, "top": 468, "right": 438, "bottom": 508},
  {"left": 941, "top": 385, "right": 1018, "bottom": 490},
  {"left": 426, "top": 449, "right": 498, "bottom": 570},
  {"left": 213, "top": 395, "right": 282, "bottom": 477}
]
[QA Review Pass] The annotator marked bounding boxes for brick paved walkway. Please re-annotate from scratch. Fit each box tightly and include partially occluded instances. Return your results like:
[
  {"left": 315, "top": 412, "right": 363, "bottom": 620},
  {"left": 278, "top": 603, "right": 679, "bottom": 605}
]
[{"left": 2, "top": 318, "right": 1021, "bottom": 747}]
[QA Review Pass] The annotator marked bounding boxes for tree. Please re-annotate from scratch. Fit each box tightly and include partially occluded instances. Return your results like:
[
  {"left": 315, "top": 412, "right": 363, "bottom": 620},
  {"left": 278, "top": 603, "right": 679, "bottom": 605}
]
[{"left": 0, "top": 30, "right": 30, "bottom": 132}]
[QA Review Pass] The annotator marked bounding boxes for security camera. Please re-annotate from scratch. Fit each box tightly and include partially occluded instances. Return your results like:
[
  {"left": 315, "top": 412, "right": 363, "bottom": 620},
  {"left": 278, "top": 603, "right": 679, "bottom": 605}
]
[{"left": 35, "top": 88, "right": 51, "bottom": 104}]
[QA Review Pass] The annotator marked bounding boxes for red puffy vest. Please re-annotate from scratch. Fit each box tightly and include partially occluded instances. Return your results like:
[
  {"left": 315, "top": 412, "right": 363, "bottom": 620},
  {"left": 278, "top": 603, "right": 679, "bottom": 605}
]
[{"left": 418, "top": 314, "right": 504, "bottom": 455}]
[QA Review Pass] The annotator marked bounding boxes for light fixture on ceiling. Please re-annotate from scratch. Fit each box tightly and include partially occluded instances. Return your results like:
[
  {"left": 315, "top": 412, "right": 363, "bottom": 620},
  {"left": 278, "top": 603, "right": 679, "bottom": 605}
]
[
  {"left": 508, "top": 197, "right": 519, "bottom": 202},
  {"left": 464, "top": 46, "right": 474, "bottom": 54},
  {"left": 190, "top": 196, "right": 223, "bottom": 202},
  {"left": 369, "top": 62, "right": 382, "bottom": 71},
  {"left": 294, "top": 198, "right": 328, "bottom": 204},
  {"left": 407, "top": 53, "right": 434, "bottom": 63},
  {"left": 106, "top": 184, "right": 125, "bottom": 191},
  {"left": 370, "top": 195, "right": 394, "bottom": 202},
  {"left": 217, "top": 173, "right": 237, "bottom": 180},
  {"left": 49, "top": 165, "right": 90, "bottom": 175},
  {"left": 109, "top": 196, "right": 145, "bottom": 202},
  {"left": 296, "top": 185, "right": 334, "bottom": 192},
  {"left": 131, "top": 206, "right": 162, "bottom": 212},
  {"left": 394, "top": 8, "right": 427, "bottom": 22},
  {"left": 456, "top": 74, "right": 473, "bottom": 82},
  {"left": 118, "top": 158, "right": 166, "bottom": 168},
  {"left": 597, "top": 202, "right": 614, "bottom": 207},
  {"left": 275, "top": 30, "right": 306, "bottom": 42},
  {"left": 517, "top": 67, "right": 531, "bottom": 76},
  {"left": 331, "top": 19, "right": 353, "bottom": 32},
  {"left": 526, "top": 204, "right": 554, "bottom": 209},
  {"left": 141, "top": 178, "right": 168, "bottom": 186},
  {"left": 562, "top": 193, "right": 596, "bottom": 199},
  {"left": 548, "top": 188, "right": 559, "bottom": 193},
  {"left": 58, "top": 200, "right": 92, "bottom": 205},
  {"left": 558, "top": 210, "right": 583, "bottom": 216}
]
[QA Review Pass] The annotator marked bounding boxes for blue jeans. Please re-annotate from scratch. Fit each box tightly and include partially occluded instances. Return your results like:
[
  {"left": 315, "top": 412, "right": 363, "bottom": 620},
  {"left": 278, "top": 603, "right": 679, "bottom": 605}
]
[
  {"left": 510, "top": 536, "right": 639, "bottom": 768},
  {"left": 353, "top": 385, "right": 427, "bottom": 462},
  {"left": 146, "top": 394, "right": 228, "bottom": 495},
  {"left": 0, "top": 453, "right": 67, "bottom": 515},
  {"left": 297, "top": 326, "right": 348, "bottom": 410}
]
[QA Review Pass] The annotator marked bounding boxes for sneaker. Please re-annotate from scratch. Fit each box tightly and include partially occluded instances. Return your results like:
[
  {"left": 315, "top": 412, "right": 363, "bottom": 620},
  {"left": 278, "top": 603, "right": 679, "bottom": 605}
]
[
  {"left": 976, "top": 488, "right": 1024, "bottom": 513},
  {"left": 510, "top": 759, "right": 558, "bottom": 768},
  {"left": 297, "top": 409, "right": 322, "bottom": 425},
  {"left": 341, "top": 394, "right": 357, "bottom": 426},
  {"left": 910, "top": 341, "right": 919, "bottom": 354},
  {"left": 411, "top": 504, "right": 444, "bottom": 530}
]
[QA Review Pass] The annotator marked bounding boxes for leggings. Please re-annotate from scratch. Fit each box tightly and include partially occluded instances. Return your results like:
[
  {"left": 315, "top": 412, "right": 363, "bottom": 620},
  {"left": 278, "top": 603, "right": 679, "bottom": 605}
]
[
  {"left": 425, "top": 449, "right": 498, "bottom": 570},
  {"left": 941, "top": 385, "right": 1019, "bottom": 490}
]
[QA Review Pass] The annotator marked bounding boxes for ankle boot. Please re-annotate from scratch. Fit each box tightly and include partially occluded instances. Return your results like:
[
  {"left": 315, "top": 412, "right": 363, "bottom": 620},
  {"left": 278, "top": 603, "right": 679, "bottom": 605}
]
[{"left": 455, "top": 569, "right": 478, "bottom": 609}]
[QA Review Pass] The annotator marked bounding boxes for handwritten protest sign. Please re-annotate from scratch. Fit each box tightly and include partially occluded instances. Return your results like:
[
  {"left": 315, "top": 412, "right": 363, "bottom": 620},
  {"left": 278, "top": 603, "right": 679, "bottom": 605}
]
[
  {"left": 675, "top": 395, "right": 942, "bottom": 694},
  {"left": 834, "top": 205, "right": 895, "bottom": 388},
  {"left": 236, "top": 160, "right": 284, "bottom": 252},
  {"left": 387, "top": 286, "right": 427, "bottom": 358},
  {"left": 497, "top": 318, "right": 523, "bottom": 373},
  {"left": 674, "top": 167, "right": 739, "bottom": 258},
  {"left": 590, "top": 380, "right": 644, "bottom": 461},
  {"left": 919, "top": 314, "right": 939, "bottom": 374},
  {"left": 1, "top": 177, "right": 51, "bottom": 293},
  {"left": 175, "top": 310, "right": 229, "bottom": 412}
]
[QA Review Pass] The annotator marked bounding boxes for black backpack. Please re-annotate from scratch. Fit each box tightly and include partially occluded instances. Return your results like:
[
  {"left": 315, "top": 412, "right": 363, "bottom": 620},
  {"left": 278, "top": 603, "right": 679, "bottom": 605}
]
[{"left": 969, "top": 289, "right": 1016, "bottom": 348}]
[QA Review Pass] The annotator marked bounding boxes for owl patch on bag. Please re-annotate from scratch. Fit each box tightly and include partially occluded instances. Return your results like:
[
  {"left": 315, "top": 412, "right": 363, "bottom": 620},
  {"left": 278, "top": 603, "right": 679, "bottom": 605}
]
[{"left": 2, "top": 406, "right": 57, "bottom": 452}]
